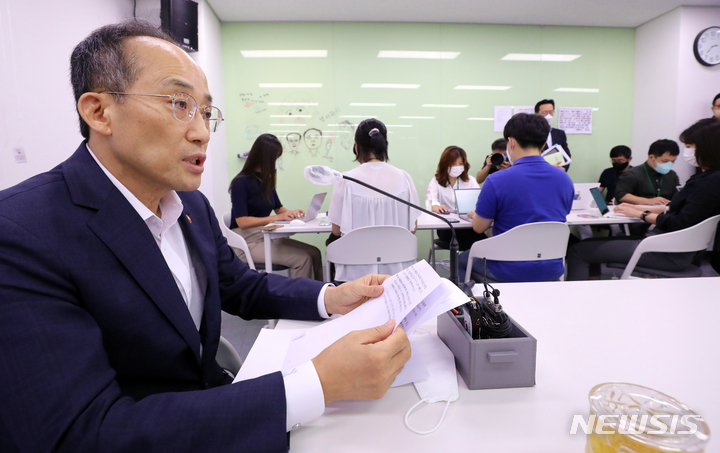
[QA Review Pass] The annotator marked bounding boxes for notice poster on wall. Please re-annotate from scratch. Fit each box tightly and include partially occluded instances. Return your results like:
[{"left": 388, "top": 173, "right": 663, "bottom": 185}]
[
  {"left": 558, "top": 107, "right": 593, "bottom": 134},
  {"left": 514, "top": 106, "right": 535, "bottom": 115},
  {"left": 494, "top": 106, "right": 513, "bottom": 132}
]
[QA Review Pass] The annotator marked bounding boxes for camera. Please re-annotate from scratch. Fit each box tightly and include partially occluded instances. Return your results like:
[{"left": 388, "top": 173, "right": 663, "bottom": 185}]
[{"left": 490, "top": 152, "right": 507, "bottom": 168}]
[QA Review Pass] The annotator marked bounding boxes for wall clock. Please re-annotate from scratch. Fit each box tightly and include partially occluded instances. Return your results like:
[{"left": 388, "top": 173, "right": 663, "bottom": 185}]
[{"left": 694, "top": 26, "right": 720, "bottom": 66}]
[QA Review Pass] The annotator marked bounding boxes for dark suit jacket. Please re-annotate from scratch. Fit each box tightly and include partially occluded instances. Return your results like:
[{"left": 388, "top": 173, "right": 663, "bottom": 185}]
[
  {"left": 0, "top": 144, "right": 325, "bottom": 452},
  {"left": 549, "top": 128, "right": 571, "bottom": 171}
]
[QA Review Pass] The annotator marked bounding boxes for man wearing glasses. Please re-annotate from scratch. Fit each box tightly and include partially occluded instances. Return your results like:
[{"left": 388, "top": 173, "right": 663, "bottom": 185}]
[{"left": 0, "top": 22, "right": 409, "bottom": 451}]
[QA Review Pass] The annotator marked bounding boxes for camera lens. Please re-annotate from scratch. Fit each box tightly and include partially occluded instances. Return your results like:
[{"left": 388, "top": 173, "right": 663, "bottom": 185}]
[{"left": 490, "top": 153, "right": 505, "bottom": 167}]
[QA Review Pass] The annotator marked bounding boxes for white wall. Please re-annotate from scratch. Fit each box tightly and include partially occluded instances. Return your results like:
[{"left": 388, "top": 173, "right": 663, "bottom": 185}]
[
  {"left": 633, "top": 6, "right": 720, "bottom": 184},
  {"left": 675, "top": 6, "right": 720, "bottom": 181},
  {"left": 0, "top": 0, "right": 132, "bottom": 190},
  {"left": 0, "top": 0, "right": 228, "bottom": 213},
  {"left": 190, "top": 1, "right": 229, "bottom": 215}
]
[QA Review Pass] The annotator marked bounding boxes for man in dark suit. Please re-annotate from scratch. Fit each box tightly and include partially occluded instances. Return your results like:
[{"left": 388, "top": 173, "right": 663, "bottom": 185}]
[
  {"left": 0, "top": 22, "right": 410, "bottom": 452},
  {"left": 535, "top": 99, "right": 571, "bottom": 171}
]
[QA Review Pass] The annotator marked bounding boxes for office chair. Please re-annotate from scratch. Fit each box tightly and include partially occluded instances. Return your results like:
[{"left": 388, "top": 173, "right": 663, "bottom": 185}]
[
  {"left": 464, "top": 222, "right": 570, "bottom": 283},
  {"left": 325, "top": 225, "right": 418, "bottom": 283},
  {"left": 216, "top": 335, "right": 243, "bottom": 377},
  {"left": 220, "top": 212, "right": 289, "bottom": 276},
  {"left": 607, "top": 214, "right": 720, "bottom": 279}
]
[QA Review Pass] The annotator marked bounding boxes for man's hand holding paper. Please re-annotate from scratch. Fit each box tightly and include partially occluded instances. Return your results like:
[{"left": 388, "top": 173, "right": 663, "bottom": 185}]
[{"left": 312, "top": 319, "right": 411, "bottom": 404}]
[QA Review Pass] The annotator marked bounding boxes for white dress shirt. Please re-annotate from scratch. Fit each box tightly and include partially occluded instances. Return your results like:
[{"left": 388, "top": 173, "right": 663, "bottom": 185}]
[
  {"left": 86, "top": 145, "right": 326, "bottom": 432},
  {"left": 427, "top": 175, "right": 479, "bottom": 210}
]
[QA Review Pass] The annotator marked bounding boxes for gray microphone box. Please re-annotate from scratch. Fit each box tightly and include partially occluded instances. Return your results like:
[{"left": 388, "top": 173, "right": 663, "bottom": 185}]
[{"left": 437, "top": 311, "right": 536, "bottom": 390}]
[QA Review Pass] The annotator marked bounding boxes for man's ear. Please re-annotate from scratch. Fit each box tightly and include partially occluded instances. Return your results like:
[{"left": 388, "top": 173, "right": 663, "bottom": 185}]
[
  {"left": 628, "top": 156, "right": 633, "bottom": 162},
  {"left": 77, "top": 92, "right": 113, "bottom": 136}
]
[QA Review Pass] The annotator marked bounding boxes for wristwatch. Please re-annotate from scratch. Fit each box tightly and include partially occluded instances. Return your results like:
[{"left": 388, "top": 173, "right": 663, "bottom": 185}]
[{"left": 641, "top": 210, "right": 652, "bottom": 222}]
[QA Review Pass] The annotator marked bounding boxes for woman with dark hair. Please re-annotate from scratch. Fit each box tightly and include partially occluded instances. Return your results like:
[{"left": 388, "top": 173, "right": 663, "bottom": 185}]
[
  {"left": 229, "top": 133, "right": 322, "bottom": 280},
  {"left": 427, "top": 146, "right": 485, "bottom": 250},
  {"left": 567, "top": 118, "right": 720, "bottom": 280},
  {"left": 327, "top": 119, "right": 420, "bottom": 281}
]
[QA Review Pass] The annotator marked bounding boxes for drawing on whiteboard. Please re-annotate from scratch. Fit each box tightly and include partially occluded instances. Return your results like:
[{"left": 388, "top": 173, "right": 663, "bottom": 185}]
[
  {"left": 304, "top": 128, "right": 323, "bottom": 157},
  {"left": 339, "top": 120, "right": 355, "bottom": 150},
  {"left": 277, "top": 156, "right": 285, "bottom": 171},
  {"left": 323, "top": 138, "right": 334, "bottom": 163},
  {"left": 286, "top": 132, "right": 302, "bottom": 156},
  {"left": 245, "top": 125, "right": 260, "bottom": 141}
]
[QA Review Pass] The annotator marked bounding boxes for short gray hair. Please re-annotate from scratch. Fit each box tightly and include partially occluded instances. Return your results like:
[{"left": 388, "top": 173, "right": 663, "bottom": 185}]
[{"left": 70, "top": 21, "right": 178, "bottom": 139}]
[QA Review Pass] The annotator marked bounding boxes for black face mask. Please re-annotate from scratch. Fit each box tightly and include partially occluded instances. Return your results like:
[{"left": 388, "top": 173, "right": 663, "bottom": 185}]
[{"left": 612, "top": 161, "right": 629, "bottom": 172}]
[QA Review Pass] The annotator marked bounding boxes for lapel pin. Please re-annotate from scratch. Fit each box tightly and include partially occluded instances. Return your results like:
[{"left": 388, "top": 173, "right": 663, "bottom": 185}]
[{"left": 186, "top": 214, "right": 192, "bottom": 223}]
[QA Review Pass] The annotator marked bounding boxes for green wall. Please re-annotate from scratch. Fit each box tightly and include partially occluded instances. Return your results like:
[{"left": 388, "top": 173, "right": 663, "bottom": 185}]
[{"left": 221, "top": 22, "right": 635, "bottom": 260}]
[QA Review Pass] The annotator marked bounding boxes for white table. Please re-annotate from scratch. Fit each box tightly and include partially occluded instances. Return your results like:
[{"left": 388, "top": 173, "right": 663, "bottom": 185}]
[
  {"left": 274, "top": 277, "right": 720, "bottom": 452},
  {"left": 261, "top": 211, "right": 643, "bottom": 274},
  {"left": 261, "top": 213, "right": 473, "bottom": 273}
]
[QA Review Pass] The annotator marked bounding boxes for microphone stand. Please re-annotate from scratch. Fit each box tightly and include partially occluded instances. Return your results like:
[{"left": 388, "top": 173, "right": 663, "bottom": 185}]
[{"left": 341, "top": 175, "right": 461, "bottom": 287}]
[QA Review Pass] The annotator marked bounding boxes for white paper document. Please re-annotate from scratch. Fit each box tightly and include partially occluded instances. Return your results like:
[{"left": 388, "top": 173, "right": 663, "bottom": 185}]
[
  {"left": 558, "top": 107, "right": 593, "bottom": 134},
  {"left": 513, "top": 106, "right": 535, "bottom": 115},
  {"left": 493, "top": 106, "right": 513, "bottom": 132},
  {"left": 233, "top": 260, "right": 470, "bottom": 386}
]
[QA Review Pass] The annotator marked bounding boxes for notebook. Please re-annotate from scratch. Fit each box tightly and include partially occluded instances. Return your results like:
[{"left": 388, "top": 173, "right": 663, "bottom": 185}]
[
  {"left": 454, "top": 188, "right": 482, "bottom": 221},
  {"left": 274, "top": 192, "right": 327, "bottom": 224}
]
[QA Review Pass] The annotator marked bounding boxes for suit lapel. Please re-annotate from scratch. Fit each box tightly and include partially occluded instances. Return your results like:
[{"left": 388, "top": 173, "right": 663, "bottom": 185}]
[{"left": 64, "top": 144, "right": 202, "bottom": 362}]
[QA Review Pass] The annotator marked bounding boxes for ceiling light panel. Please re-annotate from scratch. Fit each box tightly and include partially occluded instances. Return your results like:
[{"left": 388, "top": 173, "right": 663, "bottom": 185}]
[
  {"left": 361, "top": 83, "right": 420, "bottom": 89},
  {"left": 378, "top": 51, "right": 460, "bottom": 59},
  {"left": 501, "top": 53, "right": 581, "bottom": 62},
  {"left": 259, "top": 83, "right": 323, "bottom": 88},
  {"left": 554, "top": 88, "right": 600, "bottom": 93},
  {"left": 349, "top": 103, "right": 397, "bottom": 107},
  {"left": 422, "top": 104, "right": 468, "bottom": 108},
  {"left": 455, "top": 85, "right": 511, "bottom": 90},
  {"left": 241, "top": 50, "right": 327, "bottom": 58}
]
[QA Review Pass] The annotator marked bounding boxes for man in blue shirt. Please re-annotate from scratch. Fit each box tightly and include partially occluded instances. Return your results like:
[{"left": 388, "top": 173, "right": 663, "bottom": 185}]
[{"left": 459, "top": 113, "right": 574, "bottom": 282}]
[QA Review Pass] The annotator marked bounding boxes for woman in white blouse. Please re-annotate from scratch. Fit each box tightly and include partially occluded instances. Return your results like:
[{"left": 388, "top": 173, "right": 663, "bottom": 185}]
[
  {"left": 427, "top": 146, "right": 486, "bottom": 250},
  {"left": 328, "top": 119, "right": 419, "bottom": 282}
]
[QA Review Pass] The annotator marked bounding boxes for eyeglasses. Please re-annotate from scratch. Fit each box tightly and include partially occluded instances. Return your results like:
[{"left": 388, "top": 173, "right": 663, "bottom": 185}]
[{"left": 101, "top": 91, "right": 224, "bottom": 132}]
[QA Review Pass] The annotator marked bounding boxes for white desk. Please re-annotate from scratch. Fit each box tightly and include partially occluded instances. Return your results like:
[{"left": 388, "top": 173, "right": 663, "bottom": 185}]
[
  {"left": 261, "top": 213, "right": 473, "bottom": 273},
  {"left": 261, "top": 211, "right": 642, "bottom": 274},
  {"left": 273, "top": 277, "right": 720, "bottom": 452}
]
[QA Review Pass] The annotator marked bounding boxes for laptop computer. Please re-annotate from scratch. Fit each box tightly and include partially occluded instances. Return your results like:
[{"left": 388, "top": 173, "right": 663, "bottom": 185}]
[
  {"left": 274, "top": 192, "right": 327, "bottom": 224},
  {"left": 589, "top": 187, "right": 628, "bottom": 218},
  {"left": 572, "top": 183, "right": 600, "bottom": 211},
  {"left": 454, "top": 188, "right": 482, "bottom": 221}
]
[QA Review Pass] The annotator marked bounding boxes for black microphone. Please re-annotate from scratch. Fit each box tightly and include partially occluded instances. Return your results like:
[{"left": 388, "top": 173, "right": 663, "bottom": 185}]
[{"left": 304, "top": 165, "right": 461, "bottom": 287}]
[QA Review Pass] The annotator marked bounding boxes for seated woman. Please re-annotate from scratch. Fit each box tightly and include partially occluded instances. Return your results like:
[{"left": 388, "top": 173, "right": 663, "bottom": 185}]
[
  {"left": 427, "top": 145, "right": 486, "bottom": 250},
  {"left": 328, "top": 119, "right": 420, "bottom": 282},
  {"left": 567, "top": 118, "right": 720, "bottom": 280},
  {"left": 229, "top": 133, "right": 323, "bottom": 281}
]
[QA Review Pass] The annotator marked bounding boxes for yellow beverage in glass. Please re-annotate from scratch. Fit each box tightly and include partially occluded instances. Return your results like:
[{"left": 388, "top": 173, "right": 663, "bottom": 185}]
[{"left": 586, "top": 383, "right": 710, "bottom": 453}]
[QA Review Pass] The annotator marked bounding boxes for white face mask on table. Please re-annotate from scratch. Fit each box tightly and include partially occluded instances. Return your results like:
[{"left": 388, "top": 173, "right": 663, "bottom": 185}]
[{"left": 404, "top": 332, "right": 459, "bottom": 435}]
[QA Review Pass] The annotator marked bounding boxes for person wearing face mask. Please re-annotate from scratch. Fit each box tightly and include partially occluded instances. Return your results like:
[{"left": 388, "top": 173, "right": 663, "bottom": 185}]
[
  {"left": 597, "top": 145, "right": 633, "bottom": 204},
  {"left": 679, "top": 119, "right": 706, "bottom": 177},
  {"left": 229, "top": 133, "right": 323, "bottom": 280},
  {"left": 535, "top": 99, "right": 571, "bottom": 172},
  {"left": 615, "top": 139, "right": 680, "bottom": 206},
  {"left": 476, "top": 138, "right": 512, "bottom": 184},
  {"left": 427, "top": 146, "right": 485, "bottom": 250},
  {"left": 712, "top": 93, "right": 720, "bottom": 120},
  {"left": 327, "top": 118, "right": 420, "bottom": 282},
  {"left": 567, "top": 118, "right": 720, "bottom": 280},
  {"left": 457, "top": 113, "right": 574, "bottom": 283}
]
